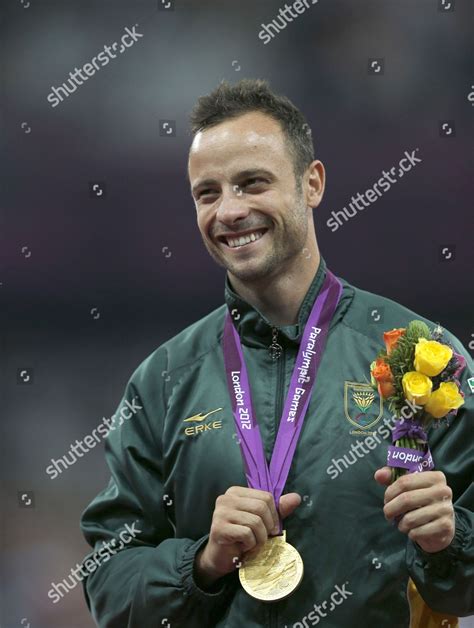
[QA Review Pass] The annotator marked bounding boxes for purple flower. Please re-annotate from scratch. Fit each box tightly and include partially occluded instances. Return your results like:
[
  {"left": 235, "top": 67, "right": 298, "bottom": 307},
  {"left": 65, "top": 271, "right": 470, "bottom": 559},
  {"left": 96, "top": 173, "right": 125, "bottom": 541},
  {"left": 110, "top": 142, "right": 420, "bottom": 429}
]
[{"left": 453, "top": 352, "right": 466, "bottom": 379}]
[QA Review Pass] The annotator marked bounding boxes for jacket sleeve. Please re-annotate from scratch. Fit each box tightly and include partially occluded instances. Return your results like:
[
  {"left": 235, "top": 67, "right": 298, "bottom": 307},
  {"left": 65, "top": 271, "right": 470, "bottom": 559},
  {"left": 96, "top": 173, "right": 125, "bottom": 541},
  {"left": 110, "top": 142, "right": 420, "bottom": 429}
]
[
  {"left": 406, "top": 338, "right": 474, "bottom": 616},
  {"left": 80, "top": 348, "right": 236, "bottom": 627}
]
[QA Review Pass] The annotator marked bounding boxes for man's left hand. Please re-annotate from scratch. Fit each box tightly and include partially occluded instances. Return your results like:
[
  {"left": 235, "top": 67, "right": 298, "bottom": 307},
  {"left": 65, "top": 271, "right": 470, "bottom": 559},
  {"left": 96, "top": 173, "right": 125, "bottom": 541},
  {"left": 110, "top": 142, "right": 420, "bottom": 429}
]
[{"left": 374, "top": 467, "right": 455, "bottom": 553}]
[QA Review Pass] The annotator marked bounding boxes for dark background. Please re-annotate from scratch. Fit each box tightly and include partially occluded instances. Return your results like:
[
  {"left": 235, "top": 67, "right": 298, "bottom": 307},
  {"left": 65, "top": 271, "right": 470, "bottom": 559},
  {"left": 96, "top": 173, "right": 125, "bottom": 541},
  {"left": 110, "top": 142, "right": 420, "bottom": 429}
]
[{"left": 1, "top": 0, "right": 473, "bottom": 626}]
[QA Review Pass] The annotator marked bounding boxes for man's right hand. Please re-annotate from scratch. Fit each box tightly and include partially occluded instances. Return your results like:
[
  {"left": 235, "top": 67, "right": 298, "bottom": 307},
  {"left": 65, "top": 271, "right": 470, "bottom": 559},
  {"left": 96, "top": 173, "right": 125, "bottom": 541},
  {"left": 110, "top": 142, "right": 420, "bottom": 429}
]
[{"left": 194, "top": 486, "right": 301, "bottom": 589}]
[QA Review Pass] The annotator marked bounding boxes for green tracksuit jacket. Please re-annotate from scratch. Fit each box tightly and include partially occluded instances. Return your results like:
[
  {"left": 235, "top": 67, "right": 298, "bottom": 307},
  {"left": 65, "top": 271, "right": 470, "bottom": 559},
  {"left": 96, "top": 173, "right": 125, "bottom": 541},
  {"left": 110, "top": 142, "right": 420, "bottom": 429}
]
[{"left": 80, "top": 257, "right": 474, "bottom": 627}]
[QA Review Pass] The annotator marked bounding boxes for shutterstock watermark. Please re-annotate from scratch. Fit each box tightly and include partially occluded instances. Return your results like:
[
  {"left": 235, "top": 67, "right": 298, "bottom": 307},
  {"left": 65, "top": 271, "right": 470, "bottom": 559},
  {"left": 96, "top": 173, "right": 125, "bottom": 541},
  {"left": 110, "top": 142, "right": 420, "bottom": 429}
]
[
  {"left": 258, "top": 0, "right": 319, "bottom": 45},
  {"left": 47, "top": 25, "right": 144, "bottom": 107},
  {"left": 326, "top": 149, "right": 422, "bottom": 232},
  {"left": 285, "top": 581, "right": 353, "bottom": 627},
  {"left": 45, "top": 396, "right": 142, "bottom": 479},
  {"left": 326, "top": 400, "right": 423, "bottom": 480},
  {"left": 47, "top": 521, "right": 141, "bottom": 603}
]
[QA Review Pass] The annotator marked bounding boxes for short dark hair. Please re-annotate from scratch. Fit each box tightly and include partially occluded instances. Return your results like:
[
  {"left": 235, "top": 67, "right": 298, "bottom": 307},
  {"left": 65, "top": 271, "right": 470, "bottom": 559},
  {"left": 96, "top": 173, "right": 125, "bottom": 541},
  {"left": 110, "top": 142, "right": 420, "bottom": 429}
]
[{"left": 189, "top": 78, "right": 315, "bottom": 182}]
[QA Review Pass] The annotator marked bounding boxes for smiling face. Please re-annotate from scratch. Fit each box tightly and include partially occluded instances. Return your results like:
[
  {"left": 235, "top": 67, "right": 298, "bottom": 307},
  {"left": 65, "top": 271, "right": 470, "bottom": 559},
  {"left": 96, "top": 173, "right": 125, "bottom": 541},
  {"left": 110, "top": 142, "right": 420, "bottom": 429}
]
[{"left": 188, "top": 111, "right": 323, "bottom": 284}]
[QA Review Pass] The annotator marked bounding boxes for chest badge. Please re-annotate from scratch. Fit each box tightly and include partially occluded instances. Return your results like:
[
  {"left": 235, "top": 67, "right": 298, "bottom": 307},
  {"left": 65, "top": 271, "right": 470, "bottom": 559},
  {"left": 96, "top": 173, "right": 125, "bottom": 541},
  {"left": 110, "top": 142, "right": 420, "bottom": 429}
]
[{"left": 344, "top": 381, "right": 384, "bottom": 434}]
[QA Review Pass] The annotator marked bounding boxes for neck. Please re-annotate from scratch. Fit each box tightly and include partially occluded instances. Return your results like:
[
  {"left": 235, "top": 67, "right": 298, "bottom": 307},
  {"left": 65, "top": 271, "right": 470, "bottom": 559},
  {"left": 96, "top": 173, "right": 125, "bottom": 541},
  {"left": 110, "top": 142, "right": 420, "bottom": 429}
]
[{"left": 228, "top": 248, "right": 321, "bottom": 327}]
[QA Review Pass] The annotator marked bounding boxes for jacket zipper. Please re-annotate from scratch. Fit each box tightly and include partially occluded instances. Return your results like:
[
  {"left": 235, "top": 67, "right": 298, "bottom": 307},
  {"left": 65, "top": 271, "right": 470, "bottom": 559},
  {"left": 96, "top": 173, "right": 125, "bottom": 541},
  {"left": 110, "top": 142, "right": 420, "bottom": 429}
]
[
  {"left": 275, "top": 343, "right": 286, "bottom": 433},
  {"left": 269, "top": 324, "right": 286, "bottom": 439},
  {"left": 269, "top": 325, "right": 285, "bottom": 628}
]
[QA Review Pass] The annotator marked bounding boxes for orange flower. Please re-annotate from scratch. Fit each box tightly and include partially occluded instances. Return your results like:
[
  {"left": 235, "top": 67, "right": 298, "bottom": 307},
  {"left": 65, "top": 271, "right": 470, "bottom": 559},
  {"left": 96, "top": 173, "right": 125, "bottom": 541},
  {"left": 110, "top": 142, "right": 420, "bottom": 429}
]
[
  {"left": 383, "top": 328, "right": 406, "bottom": 356},
  {"left": 370, "top": 358, "right": 395, "bottom": 399}
]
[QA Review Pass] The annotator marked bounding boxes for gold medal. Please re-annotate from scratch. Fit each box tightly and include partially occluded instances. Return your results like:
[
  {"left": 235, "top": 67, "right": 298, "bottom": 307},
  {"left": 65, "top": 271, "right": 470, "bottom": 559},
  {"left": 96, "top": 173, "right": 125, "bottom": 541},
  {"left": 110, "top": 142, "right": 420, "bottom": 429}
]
[{"left": 239, "top": 530, "right": 303, "bottom": 602}]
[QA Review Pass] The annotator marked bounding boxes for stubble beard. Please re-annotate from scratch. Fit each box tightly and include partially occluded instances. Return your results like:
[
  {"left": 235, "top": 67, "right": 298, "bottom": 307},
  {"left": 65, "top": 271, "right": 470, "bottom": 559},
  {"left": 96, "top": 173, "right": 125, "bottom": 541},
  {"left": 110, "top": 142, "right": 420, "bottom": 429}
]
[{"left": 204, "top": 197, "right": 309, "bottom": 283}]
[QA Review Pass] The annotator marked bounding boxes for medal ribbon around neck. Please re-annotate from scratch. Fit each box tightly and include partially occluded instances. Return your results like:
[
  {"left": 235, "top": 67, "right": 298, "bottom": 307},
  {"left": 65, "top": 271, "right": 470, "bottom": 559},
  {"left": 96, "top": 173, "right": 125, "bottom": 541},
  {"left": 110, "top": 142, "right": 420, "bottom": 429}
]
[{"left": 222, "top": 270, "right": 343, "bottom": 533}]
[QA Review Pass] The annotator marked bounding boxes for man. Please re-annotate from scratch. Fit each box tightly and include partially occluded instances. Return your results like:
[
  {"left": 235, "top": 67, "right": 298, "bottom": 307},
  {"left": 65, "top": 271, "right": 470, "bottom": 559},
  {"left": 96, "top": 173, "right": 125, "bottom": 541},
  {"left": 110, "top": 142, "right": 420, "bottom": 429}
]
[{"left": 80, "top": 79, "right": 473, "bottom": 627}]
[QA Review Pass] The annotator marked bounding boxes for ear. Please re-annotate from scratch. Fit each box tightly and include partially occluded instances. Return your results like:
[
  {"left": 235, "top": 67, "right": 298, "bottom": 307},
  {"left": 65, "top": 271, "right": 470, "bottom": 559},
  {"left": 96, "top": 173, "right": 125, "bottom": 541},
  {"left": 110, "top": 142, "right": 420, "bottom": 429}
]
[{"left": 305, "top": 160, "right": 325, "bottom": 209}]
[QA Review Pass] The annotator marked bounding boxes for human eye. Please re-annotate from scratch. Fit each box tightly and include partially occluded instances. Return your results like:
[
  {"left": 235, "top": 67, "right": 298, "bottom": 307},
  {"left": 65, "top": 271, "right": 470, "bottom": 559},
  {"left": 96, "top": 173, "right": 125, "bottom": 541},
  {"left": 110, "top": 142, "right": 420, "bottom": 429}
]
[
  {"left": 245, "top": 177, "right": 268, "bottom": 188},
  {"left": 198, "top": 188, "right": 218, "bottom": 201}
]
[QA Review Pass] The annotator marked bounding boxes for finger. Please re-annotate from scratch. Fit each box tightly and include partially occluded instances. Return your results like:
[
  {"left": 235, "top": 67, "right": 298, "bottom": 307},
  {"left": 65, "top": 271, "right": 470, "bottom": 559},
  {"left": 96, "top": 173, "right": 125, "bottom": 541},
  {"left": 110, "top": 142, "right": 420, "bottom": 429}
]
[
  {"left": 406, "top": 516, "right": 455, "bottom": 550},
  {"left": 384, "top": 487, "right": 433, "bottom": 520},
  {"left": 227, "top": 510, "right": 268, "bottom": 546},
  {"left": 279, "top": 493, "right": 302, "bottom": 519},
  {"left": 384, "top": 471, "right": 447, "bottom": 503},
  {"left": 383, "top": 485, "right": 450, "bottom": 521},
  {"left": 397, "top": 502, "right": 453, "bottom": 535},
  {"left": 213, "top": 521, "right": 259, "bottom": 552},
  {"left": 225, "top": 487, "right": 279, "bottom": 529},
  {"left": 374, "top": 467, "right": 392, "bottom": 487},
  {"left": 231, "top": 496, "right": 277, "bottom": 535}
]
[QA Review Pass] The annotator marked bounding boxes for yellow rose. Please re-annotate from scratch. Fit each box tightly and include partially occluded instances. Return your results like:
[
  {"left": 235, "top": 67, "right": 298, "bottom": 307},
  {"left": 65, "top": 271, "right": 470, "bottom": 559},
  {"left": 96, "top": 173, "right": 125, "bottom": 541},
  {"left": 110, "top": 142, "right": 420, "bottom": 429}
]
[
  {"left": 402, "top": 371, "right": 433, "bottom": 405},
  {"left": 424, "top": 382, "right": 464, "bottom": 419},
  {"left": 414, "top": 338, "right": 453, "bottom": 377}
]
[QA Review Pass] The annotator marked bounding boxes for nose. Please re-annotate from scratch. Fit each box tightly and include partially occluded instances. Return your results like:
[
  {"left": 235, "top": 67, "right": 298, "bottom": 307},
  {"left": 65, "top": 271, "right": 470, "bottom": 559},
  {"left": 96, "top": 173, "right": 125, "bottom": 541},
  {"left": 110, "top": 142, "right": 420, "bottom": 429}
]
[{"left": 215, "top": 184, "right": 251, "bottom": 226}]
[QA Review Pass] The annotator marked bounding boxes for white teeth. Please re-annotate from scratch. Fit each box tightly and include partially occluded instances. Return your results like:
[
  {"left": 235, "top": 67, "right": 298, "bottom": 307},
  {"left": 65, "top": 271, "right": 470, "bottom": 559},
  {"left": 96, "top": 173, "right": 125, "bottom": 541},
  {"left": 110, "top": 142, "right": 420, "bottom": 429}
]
[{"left": 227, "top": 230, "right": 265, "bottom": 248}]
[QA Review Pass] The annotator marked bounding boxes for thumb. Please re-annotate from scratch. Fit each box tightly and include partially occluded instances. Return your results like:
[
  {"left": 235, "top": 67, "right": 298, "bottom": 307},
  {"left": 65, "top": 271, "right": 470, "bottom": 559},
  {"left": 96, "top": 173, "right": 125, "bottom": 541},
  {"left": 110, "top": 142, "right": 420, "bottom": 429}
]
[
  {"left": 279, "top": 493, "right": 302, "bottom": 519},
  {"left": 374, "top": 466, "right": 393, "bottom": 487}
]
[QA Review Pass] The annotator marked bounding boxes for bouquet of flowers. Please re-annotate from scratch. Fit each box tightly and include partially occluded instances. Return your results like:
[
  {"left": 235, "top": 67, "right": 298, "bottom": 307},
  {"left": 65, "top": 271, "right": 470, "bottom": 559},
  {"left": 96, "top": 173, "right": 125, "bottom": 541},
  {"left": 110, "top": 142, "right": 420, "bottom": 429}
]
[{"left": 369, "top": 320, "right": 466, "bottom": 483}]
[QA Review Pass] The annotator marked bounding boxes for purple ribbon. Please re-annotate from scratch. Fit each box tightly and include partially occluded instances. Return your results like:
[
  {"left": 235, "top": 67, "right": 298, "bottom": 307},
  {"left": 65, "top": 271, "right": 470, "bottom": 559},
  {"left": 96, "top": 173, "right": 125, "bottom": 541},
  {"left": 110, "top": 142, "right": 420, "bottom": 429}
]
[
  {"left": 389, "top": 419, "right": 434, "bottom": 476},
  {"left": 222, "top": 270, "right": 343, "bottom": 534},
  {"left": 392, "top": 420, "right": 428, "bottom": 443},
  {"left": 387, "top": 446, "right": 434, "bottom": 473}
]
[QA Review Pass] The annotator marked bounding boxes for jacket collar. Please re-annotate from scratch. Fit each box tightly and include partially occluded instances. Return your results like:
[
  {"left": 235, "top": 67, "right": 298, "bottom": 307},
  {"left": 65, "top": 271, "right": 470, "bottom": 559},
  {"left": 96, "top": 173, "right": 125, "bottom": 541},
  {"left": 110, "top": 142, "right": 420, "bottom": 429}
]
[{"left": 224, "top": 257, "right": 350, "bottom": 349}]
